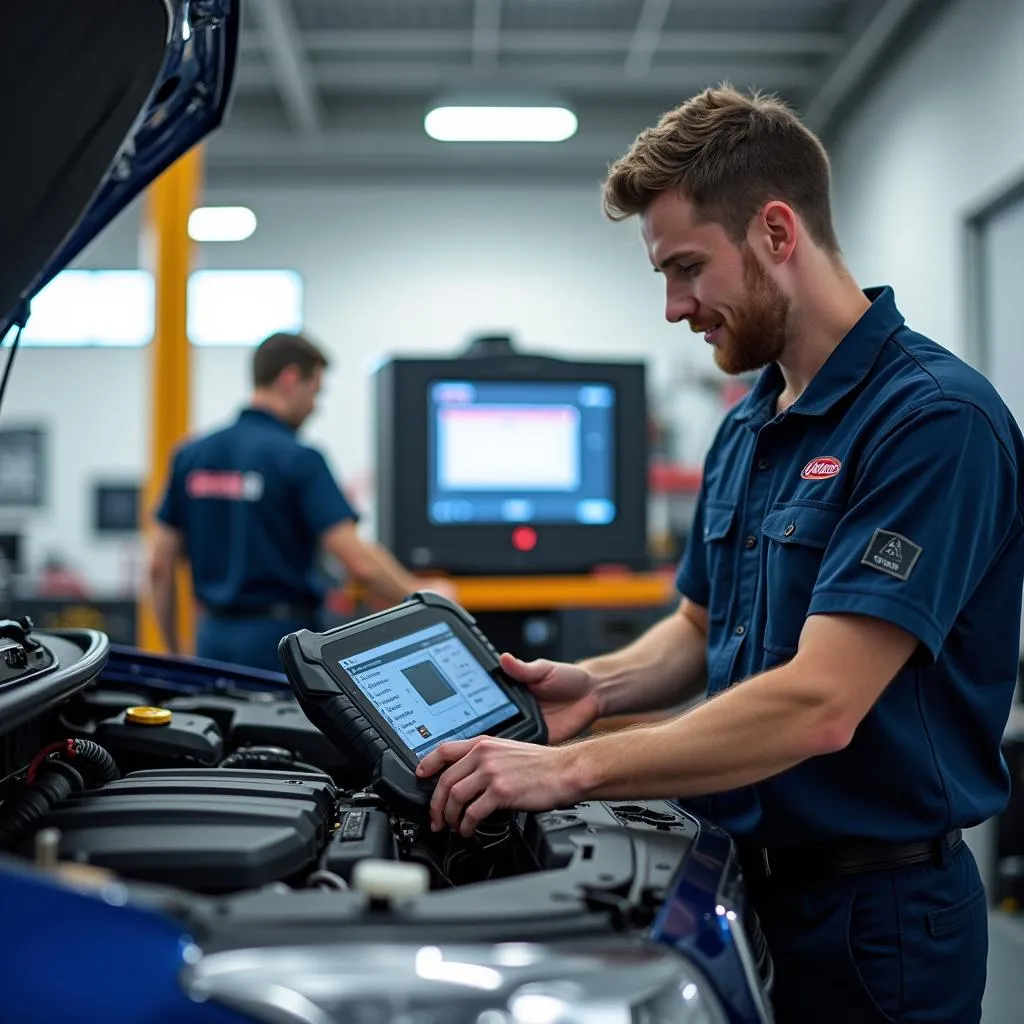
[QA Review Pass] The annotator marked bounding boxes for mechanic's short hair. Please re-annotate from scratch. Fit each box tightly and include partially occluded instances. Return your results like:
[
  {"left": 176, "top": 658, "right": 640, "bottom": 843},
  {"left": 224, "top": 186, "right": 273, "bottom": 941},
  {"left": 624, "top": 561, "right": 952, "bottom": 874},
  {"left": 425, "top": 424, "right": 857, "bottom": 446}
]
[
  {"left": 602, "top": 83, "right": 840, "bottom": 254},
  {"left": 252, "top": 332, "right": 329, "bottom": 388}
]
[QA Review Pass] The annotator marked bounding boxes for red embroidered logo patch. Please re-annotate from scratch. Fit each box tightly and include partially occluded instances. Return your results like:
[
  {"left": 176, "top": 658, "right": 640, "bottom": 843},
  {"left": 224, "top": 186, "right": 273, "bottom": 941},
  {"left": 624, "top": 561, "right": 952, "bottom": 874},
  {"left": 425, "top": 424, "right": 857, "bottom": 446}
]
[
  {"left": 801, "top": 456, "right": 842, "bottom": 480},
  {"left": 186, "top": 470, "right": 265, "bottom": 502}
]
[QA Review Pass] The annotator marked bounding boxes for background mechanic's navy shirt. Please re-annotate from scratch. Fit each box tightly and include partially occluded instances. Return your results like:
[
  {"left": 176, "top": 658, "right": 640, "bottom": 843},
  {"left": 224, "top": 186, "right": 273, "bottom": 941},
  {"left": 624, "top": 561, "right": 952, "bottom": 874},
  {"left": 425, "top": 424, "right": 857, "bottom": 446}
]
[
  {"left": 678, "top": 287, "right": 1024, "bottom": 845},
  {"left": 157, "top": 408, "right": 357, "bottom": 611}
]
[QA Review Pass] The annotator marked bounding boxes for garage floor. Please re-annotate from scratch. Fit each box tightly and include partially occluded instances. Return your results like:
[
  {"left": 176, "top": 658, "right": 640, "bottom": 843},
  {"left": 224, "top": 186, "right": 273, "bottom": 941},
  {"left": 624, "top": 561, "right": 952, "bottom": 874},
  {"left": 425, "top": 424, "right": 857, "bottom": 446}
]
[{"left": 984, "top": 910, "right": 1024, "bottom": 1022}]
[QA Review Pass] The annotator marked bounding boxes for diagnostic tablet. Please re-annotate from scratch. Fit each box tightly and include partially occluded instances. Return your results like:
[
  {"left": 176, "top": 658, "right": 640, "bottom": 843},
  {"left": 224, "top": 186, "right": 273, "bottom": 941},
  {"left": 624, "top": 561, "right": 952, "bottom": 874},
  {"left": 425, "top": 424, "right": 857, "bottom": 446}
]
[{"left": 278, "top": 592, "right": 547, "bottom": 814}]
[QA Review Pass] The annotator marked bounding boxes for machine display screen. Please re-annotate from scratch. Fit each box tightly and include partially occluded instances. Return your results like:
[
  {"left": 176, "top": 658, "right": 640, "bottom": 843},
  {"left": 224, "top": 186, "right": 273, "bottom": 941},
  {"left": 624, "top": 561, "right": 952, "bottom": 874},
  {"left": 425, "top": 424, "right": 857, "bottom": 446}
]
[
  {"left": 427, "top": 380, "right": 616, "bottom": 526},
  {"left": 337, "top": 622, "right": 519, "bottom": 759}
]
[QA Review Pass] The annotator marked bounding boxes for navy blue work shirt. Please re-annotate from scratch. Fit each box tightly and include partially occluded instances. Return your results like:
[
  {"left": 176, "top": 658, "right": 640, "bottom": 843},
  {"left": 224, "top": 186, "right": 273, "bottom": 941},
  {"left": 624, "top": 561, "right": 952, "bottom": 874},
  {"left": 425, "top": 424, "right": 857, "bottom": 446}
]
[
  {"left": 677, "top": 287, "right": 1024, "bottom": 845},
  {"left": 157, "top": 408, "right": 357, "bottom": 612}
]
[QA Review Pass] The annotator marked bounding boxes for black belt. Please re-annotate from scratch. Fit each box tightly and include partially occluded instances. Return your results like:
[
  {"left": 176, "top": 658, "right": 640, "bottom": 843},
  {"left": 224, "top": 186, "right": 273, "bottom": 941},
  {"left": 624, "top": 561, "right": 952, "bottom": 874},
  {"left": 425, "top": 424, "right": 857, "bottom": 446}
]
[
  {"left": 738, "top": 829, "right": 963, "bottom": 883},
  {"left": 205, "top": 602, "right": 318, "bottom": 622}
]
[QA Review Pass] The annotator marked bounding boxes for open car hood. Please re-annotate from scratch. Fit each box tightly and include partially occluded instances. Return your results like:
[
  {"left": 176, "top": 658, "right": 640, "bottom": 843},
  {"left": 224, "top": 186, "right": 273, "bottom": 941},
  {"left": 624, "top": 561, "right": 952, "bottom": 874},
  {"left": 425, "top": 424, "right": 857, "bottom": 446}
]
[{"left": 0, "top": 0, "right": 239, "bottom": 340}]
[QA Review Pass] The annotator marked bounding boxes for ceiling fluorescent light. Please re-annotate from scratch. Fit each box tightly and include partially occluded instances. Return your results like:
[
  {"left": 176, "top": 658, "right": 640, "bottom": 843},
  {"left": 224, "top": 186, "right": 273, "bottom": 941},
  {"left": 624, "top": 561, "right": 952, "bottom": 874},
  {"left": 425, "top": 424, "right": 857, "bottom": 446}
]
[
  {"left": 424, "top": 105, "right": 578, "bottom": 143},
  {"left": 188, "top": 206, "right": 257, "bottom": 242}
]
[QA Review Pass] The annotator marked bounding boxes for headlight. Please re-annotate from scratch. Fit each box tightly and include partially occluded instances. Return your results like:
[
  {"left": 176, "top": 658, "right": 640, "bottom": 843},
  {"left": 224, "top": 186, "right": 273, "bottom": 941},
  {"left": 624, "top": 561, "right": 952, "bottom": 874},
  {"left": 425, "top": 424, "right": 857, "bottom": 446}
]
[{"left": 183, "top": 939, "right": 729, "bottom": 1024}]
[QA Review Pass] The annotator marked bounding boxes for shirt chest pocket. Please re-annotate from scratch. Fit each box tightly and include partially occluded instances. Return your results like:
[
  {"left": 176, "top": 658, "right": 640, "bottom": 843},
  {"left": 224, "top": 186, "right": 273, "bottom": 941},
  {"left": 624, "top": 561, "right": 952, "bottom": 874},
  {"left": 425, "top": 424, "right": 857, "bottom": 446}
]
[
  {"left": 703, "top": 500, "right": 737, "bottom": 623},
  {"left": 761, "top": 503, "right": 843, "bottom": 655}
]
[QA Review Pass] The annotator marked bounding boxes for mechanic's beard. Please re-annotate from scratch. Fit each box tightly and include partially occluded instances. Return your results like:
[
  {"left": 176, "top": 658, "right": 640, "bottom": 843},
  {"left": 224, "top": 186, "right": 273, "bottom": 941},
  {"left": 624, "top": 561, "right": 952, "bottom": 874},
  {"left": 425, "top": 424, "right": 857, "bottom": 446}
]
[{"left": 712, "top": 247, "right": 790, "bottom": 375}]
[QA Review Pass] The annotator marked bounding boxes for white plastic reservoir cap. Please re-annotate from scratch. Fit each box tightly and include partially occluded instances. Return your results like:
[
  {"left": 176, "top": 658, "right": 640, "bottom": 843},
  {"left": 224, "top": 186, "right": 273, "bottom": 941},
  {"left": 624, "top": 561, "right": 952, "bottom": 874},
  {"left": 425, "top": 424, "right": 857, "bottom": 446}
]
[{"left": 352, "top": 859, "right": 430, "bottom": 901}]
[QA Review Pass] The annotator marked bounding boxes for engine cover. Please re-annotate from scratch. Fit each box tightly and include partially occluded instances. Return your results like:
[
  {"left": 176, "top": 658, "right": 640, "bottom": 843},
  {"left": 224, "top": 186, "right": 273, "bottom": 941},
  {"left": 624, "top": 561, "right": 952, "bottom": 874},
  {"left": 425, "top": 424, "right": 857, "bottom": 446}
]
[
  {"left": 164, "top": 695, "right": 354, "bottom": 779},
  {"left": 26, "top": 768, "right": 336, "bottom": 892}
]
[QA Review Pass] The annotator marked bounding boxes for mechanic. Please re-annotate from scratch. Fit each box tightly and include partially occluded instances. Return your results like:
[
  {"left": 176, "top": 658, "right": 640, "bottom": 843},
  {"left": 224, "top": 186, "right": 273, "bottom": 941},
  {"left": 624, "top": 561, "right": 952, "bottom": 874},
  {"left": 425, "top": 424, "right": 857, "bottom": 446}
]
[
  {"left": 417, "top": 85, "right": 1024, "bottom": 1023},
  {"left": 147, "top": 331, "right": 450, "bottom": 672}
]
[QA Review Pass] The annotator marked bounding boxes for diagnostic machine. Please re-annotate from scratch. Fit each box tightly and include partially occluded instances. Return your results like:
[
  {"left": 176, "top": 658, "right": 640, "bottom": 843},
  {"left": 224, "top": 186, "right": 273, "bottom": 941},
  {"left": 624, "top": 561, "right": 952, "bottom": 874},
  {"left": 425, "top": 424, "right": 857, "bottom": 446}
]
[
  {"left": 374, "top": 354, "right": 648, "bottom": 575},
  {"left": 279, "top": 593, "right": 548, "bottom": 814}
]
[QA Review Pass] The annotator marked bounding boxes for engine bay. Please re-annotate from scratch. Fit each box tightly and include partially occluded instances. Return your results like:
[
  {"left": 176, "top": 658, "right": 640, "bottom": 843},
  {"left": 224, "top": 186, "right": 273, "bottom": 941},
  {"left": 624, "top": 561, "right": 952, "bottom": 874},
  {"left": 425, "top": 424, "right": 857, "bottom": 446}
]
[
  {"left": 0, "top": 628, "right": 773, "bottom": 1023},
  {"left": 5, "top": 670, "right": 701, "bottom": 915}
]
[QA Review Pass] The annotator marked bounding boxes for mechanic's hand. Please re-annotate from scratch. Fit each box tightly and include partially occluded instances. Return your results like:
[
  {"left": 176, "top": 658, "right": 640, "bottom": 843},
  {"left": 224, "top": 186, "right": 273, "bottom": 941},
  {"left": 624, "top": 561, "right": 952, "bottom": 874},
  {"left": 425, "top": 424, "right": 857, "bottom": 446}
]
[
  {"left": 416, "top": 737, "right": 581, "bottom": 836},
  {"left": 499, "top": 653, "right": 601, "bottom": 744}
]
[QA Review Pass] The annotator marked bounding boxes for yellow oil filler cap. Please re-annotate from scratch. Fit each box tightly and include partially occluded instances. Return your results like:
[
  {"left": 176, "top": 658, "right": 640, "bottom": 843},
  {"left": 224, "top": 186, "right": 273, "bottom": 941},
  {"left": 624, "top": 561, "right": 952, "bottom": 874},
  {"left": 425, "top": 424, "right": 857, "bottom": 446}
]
[{"left": 125, "top": 706, "right": 173, "bottom": 726}]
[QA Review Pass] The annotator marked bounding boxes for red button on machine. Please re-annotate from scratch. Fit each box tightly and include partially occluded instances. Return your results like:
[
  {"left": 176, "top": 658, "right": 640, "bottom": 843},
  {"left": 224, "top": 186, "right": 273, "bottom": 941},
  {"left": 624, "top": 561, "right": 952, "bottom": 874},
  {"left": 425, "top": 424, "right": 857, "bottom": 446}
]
[{"left": 511, "top": 526, "right": 537, "bottom": 552}]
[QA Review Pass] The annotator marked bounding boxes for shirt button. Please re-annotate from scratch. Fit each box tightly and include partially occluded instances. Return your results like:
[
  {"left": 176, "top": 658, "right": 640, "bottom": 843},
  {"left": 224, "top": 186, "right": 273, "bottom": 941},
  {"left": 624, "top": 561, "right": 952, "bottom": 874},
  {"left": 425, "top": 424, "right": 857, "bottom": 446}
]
[
  {"left": 783, "top": 523, "right": 796, "bottom": 537},
  {"left": 734, "top": 624, "right": 746, "bottom": 636},
  {"left": 745, "top": 535, "right": 757, "bottom": 549},
  {"left": 757, "top": 458, "right": 770, "bottom": 470}
]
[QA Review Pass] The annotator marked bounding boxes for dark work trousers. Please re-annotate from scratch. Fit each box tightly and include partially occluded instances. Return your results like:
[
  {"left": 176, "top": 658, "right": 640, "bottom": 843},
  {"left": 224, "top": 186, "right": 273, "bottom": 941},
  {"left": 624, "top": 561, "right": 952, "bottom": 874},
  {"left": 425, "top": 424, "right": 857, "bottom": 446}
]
[
  {"left": 196, "top": 614, "right": 313, "bottom": 673},
  {"left": 747, "top": 840, "right": 988, "bottom": 1023}
]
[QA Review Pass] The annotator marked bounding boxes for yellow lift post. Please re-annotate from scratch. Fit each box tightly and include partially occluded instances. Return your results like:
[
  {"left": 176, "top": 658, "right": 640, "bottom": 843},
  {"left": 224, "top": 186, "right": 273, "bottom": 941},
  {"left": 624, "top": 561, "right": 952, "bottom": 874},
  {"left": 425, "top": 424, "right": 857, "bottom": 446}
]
[{"left": 137, "top": 147, "right": 203, "bottom": 653}]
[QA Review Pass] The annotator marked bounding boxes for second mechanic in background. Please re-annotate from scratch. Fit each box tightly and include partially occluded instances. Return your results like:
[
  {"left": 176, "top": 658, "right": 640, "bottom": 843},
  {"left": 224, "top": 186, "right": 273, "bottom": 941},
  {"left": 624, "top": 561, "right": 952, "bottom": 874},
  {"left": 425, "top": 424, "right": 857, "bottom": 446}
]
[{"left": 147, "top": 331, "right": 450, "bottom": 672}]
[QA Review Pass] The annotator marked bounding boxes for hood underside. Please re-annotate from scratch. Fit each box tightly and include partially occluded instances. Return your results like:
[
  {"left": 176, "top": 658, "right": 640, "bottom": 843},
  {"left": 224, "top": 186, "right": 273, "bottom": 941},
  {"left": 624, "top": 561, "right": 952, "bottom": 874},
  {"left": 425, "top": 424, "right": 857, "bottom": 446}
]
[{"left": 0, "top": 0, "right": 238, "bottom": 338}]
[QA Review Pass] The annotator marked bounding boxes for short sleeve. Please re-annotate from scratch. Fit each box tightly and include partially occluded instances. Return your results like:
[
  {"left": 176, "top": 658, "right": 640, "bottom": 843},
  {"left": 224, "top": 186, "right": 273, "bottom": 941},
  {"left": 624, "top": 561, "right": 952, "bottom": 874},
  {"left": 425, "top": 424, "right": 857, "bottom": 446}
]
[
  {"left": 808, "top": 401, "right": 1022, "bottom": 660},
  {"left": 675, "top": 487, "right": 710, "bottom": 606},
  {"left": 297, "top": 448, "right": 359, "bottom": 537},
  {"left": 155, "top": 451, "right": 186, "bottom": 529}
]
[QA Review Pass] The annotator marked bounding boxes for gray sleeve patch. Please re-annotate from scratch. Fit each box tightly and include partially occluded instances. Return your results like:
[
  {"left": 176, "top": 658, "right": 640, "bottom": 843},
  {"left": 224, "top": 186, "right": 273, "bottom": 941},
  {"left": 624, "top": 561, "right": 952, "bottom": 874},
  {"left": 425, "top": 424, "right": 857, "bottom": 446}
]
[{"left": 861, "top": 528, "right": 922, "bottom": 581}]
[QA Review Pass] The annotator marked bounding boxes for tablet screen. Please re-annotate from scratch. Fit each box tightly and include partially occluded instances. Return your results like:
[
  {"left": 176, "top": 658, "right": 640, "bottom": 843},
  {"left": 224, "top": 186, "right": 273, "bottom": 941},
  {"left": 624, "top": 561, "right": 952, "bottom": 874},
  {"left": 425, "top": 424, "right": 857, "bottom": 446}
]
[{"left": 338, "top": 621, "right": 519, "bottom": 759}]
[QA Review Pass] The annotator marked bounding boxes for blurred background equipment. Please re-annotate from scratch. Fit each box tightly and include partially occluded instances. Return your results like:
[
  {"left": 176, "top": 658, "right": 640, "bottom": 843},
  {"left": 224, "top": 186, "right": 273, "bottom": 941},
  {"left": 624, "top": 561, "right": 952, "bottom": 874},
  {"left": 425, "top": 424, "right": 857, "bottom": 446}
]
[
  {"left": 0, "top": 427, "right": 46, "bottom": 508},
  {"left": 92, "top": 482, "right": 140, "bottom": 536},
  {"left": 375, "top": 350, "right": 648, "bottom": 576}
]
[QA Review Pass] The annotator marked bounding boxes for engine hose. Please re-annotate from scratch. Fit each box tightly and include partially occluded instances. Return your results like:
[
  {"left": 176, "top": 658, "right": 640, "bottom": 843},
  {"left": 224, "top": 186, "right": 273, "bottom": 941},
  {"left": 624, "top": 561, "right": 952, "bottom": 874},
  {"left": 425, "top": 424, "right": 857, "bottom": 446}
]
[
  {"left": 0, "top": 762, "right": 84, "bottom": 850},
  {"left": 67, "top": 739, "right": 120, "bottom": 786},
  {"left": 307, "top": 869, "right": 349, "bottom": 891},
  {"left": 220, "top": 746, "right": 330, "bottom": 778},
  {"left": 220, "top": 746, "right": 297, "bottom": 771},
  {"left": 26, "top": 738, "right": 119, "bottom": 788}
]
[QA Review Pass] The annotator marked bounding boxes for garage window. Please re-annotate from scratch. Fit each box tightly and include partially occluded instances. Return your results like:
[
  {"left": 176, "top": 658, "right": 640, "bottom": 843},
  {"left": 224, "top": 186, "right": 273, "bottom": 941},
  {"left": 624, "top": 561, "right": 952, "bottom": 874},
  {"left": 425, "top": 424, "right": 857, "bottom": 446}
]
[{"left": 12, "top": 268, "right": 303, "bottom": 348}]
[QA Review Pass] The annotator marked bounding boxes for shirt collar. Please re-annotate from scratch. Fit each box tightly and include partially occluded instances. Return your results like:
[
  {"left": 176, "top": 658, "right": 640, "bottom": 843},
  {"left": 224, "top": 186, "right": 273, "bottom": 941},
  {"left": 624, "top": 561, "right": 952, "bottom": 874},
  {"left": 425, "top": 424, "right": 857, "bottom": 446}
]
[
  {"left": 734, "top": 286, "right": 904, "bottom": 426},
  {"left": 238, "top": 407, "right": 295, "bottom": 433}
]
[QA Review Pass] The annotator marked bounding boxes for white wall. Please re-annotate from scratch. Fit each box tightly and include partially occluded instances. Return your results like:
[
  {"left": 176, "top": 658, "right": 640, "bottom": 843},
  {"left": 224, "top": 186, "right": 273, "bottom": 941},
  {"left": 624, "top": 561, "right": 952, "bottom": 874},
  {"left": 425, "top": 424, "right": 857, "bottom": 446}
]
[
  {"left": 829, "top": 0, "right": 1024, "bottom": 358},
  {"left": 1, "top": 184, "right": 722, "bottom": 589},
  {"left": 0, "top": 348, "right": 148, "bottom": 594}
]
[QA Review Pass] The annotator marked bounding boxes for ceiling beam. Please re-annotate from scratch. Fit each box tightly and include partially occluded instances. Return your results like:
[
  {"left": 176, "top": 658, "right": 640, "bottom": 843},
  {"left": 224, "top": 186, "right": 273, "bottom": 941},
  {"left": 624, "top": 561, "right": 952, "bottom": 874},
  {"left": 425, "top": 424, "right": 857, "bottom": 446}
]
[
  {"left": 205, "top": 161, "right": 618, "bottom": 187},
  {"left": 803, "top": 0, "right": 929, "bottom": 132},
  {"left": 238, "top": 28, "right": 842, "bottom": 58},
  {"left": 247, "top": 0, "right": 323, "bottom": 134},
  {"left": 625, "top": 0, "right": 674, "bottom": 77},
  {"left": 205, "top": 128, "right": 640, "bottom": 169},
  {"left": 472, "top": 0, "right": 502, "bottom": 70},
  {"left": 234, "top": 61, "right": 819, "bottom": 97}
]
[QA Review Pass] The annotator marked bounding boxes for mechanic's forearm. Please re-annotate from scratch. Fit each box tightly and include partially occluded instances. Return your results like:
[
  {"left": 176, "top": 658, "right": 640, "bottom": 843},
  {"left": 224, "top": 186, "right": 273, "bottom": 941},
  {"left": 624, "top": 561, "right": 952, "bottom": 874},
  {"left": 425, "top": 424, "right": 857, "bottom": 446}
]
[
  {"left": 581, "top": 610, "right": 707, "bottom": 717},
  {"left": 149, "top": 571, "right": 180, "bottom": 654},
  {"left": 566, "top": 663, "right": 847, "bottom": 800},
  {"left": 357, "top": 543, "right": 421, "bottom": 605}
]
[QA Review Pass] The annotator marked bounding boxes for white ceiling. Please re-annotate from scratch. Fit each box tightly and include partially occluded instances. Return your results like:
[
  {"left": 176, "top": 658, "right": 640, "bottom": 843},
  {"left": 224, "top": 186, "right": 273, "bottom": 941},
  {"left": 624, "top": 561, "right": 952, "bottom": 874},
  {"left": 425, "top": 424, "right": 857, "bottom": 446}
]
[{"left": 204, "top": 0, "right": 951, "bottom": 184}]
